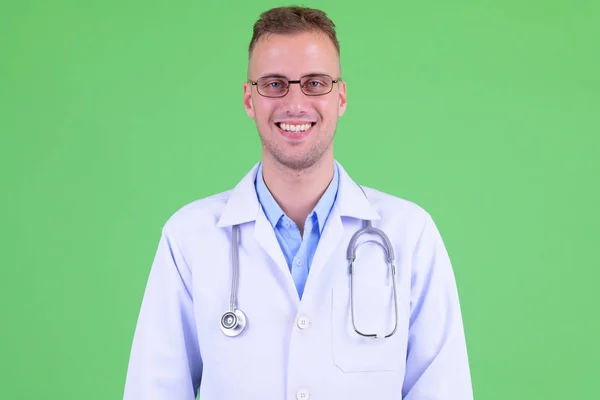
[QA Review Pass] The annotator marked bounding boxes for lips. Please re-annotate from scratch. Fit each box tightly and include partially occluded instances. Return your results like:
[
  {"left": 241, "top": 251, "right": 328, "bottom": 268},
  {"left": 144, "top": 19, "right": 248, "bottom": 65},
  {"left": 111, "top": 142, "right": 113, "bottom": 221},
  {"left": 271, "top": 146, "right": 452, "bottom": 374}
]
[
  {"left": 276, "top": 122, "right": 314, "bottom": 132},
  {"left": 275, "top": 121, "right": 315, "bottom": 141}
]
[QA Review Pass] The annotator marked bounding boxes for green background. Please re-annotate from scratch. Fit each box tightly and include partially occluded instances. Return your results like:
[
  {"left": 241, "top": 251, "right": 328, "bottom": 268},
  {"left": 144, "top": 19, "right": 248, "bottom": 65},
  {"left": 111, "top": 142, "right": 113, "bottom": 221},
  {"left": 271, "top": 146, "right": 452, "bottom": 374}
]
[{"left": 1, "top": 0, "right": 598, "bottom": 398}]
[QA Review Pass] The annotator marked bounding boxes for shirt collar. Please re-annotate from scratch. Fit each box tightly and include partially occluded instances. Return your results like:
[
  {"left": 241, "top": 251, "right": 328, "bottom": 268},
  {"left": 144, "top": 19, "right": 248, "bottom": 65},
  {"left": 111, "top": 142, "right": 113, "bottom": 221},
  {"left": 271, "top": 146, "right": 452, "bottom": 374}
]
[
  {"left": 255, "top": 162, "right": 339, "bottom": 233},
  {"left": 216, "top": 160, "right": 380, "bottom": 228}
]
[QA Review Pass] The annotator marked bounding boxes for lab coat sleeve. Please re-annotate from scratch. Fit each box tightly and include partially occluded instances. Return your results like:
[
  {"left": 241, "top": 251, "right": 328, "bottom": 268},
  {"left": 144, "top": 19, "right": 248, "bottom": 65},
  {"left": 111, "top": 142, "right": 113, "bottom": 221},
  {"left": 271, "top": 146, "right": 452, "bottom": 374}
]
[
  {"left": 123, "top": 225, "right": 202, "bottom": 400},
  {"left": 402, "top": 214, "right": 473, "bottom": 399}
]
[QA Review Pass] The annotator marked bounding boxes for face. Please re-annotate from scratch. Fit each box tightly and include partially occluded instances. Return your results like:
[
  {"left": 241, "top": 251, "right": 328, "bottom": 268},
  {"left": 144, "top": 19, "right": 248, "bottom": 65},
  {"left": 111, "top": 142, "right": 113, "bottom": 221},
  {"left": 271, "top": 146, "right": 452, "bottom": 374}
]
[{"left": 243, "top": 30, "right": 347, "bottom": 171}]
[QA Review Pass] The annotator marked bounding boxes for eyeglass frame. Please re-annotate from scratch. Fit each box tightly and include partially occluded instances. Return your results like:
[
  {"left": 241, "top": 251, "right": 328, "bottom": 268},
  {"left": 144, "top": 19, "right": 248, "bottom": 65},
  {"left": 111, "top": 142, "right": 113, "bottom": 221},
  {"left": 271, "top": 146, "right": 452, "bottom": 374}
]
[{"left": 247, "top": 74, "right": 342, "bottom": 98}]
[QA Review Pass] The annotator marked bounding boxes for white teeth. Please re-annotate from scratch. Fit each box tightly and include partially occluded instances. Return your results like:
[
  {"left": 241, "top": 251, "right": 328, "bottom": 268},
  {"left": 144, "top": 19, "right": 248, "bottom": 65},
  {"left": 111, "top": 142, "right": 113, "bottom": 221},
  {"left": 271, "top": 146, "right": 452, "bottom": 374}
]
[{"left": 279, "top": 123, "right": 312, "bottom": 132}]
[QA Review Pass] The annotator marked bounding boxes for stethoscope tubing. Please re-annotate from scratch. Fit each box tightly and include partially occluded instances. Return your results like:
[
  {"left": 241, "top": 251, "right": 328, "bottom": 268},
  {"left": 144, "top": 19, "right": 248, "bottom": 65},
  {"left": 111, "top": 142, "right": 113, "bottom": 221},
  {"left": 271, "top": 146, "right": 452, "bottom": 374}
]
[{"left": 221, "top": 185, "right": 399, "bottom": 339}]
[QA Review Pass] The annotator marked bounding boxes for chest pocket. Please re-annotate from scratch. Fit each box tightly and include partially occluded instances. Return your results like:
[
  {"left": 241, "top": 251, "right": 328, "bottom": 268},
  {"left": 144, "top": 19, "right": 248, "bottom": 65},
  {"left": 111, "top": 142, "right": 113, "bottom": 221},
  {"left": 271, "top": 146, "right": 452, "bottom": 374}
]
[{"left": 330, "top": 283, "right": 407, "bottom": 372}]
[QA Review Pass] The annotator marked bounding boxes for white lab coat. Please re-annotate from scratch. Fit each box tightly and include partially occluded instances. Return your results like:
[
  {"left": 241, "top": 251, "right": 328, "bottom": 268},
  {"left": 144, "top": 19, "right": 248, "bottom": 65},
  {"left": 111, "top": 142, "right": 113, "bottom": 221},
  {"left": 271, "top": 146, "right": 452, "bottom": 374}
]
[{"left": 123, "top": 161, "right": 473, "bottom": 400}]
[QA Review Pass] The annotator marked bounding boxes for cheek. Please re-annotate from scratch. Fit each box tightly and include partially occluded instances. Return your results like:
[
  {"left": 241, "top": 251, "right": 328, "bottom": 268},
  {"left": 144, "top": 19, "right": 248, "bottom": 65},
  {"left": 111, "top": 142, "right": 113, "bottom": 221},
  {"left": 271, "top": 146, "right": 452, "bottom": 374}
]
[
  {"left": 317, "top": 99, "right": 338, "bottom": 121},
  {"left": 254, "top": 101, "right": 276, "bottom": 124}
]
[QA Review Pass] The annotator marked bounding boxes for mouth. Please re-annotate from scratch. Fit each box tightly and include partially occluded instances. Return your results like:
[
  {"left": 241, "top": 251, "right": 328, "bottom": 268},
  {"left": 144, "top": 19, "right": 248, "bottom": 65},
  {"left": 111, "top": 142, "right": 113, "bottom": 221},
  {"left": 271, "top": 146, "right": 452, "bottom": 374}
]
[{"left": 275, "top": 122, "right": 316, "bottom": 141}]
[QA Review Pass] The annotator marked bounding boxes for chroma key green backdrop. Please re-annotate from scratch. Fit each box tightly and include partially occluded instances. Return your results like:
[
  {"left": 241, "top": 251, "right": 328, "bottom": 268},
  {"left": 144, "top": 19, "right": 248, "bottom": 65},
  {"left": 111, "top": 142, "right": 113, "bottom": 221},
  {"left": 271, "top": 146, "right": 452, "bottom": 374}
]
[{"left": 1, "top": 0, "right": 598, "bottom": 399}]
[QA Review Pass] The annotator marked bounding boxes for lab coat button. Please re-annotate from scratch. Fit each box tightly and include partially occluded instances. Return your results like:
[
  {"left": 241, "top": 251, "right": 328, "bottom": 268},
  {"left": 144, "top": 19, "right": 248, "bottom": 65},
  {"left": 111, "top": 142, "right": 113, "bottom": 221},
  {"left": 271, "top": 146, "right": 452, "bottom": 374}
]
[
  {"left": 297, "top": 316, "right": 310, "bottom": 330},
  {"left": 296, "top": 389, "right": 310, "bottom": 399}
]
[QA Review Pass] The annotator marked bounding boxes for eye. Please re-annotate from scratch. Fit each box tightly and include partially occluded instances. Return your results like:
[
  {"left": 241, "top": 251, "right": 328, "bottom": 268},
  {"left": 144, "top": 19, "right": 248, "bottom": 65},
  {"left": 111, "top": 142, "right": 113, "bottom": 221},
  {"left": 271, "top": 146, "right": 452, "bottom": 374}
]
[
  {"left": 305, "top": 80, "right": 322, "bottom": 87},
  {"left": 260, "top": 78, "right": 287, "bottom": 89}
]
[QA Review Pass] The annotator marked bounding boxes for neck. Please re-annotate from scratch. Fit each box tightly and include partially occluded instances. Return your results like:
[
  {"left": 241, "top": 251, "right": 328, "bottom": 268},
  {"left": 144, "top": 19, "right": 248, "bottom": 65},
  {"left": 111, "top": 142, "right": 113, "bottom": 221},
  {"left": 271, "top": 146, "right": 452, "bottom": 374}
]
[{"left": 261, "top": 155, "right": 335, "bottom": 233}]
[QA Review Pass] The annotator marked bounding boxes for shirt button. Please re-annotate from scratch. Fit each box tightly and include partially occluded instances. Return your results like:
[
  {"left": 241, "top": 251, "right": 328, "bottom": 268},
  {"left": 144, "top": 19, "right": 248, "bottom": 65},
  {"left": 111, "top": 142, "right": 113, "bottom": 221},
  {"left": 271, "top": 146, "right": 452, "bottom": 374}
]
[
  {"left": 296, "top": 389, "right": 310, "bottom": 399},
  {"left": 297, "top": 316, "right": 310, "bottom": 330}
]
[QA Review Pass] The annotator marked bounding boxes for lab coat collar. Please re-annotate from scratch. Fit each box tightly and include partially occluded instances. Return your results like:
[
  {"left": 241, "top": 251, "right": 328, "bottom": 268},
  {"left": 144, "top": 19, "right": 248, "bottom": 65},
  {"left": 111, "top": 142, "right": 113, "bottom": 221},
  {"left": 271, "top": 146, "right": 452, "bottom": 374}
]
[{"left": 216, "top": 160, "right": 380, "bottom": 228}]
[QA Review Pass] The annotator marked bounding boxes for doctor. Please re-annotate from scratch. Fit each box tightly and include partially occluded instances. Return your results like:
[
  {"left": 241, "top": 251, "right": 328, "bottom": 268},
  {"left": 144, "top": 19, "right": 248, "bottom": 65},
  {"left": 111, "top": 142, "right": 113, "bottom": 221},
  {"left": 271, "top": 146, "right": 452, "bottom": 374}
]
[{"left": 124, "top": 5, "right": 473, "bottom": 400}]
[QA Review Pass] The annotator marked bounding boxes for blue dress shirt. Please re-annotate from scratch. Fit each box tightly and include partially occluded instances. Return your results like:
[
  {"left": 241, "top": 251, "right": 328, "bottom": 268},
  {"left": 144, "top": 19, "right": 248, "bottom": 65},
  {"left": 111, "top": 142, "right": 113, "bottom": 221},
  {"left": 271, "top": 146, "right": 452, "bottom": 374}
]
[{"left": 255, "top": 162, "right": 339, "bottom": 299}]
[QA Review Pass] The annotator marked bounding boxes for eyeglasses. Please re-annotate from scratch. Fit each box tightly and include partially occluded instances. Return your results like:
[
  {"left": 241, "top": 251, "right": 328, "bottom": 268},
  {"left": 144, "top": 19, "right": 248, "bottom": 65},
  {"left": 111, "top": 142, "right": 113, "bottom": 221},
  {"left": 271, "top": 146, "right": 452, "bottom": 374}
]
[{"left": 248, "top": 74, "right": 341, "bottom": 98}]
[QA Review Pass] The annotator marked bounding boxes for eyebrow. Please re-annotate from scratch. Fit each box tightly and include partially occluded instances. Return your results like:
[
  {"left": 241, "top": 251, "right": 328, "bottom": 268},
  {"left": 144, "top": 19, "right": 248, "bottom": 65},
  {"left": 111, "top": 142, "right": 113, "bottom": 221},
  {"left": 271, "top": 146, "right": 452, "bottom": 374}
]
[
  {"left": 257, "top": 72, "right": 332, "bottom": 79},
  {"left": 259, "top": 74, "right": 288, "bottom": 79}
]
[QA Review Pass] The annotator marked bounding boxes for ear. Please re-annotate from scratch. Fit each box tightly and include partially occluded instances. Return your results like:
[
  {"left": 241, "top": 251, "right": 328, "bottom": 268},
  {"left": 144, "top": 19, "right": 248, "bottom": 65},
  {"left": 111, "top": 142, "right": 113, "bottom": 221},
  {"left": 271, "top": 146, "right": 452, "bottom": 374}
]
[
  {"left": 243, "top": 82, "right": 255, "bottom": 119},
  {"left": 337, "top": 80, "right": 347, "bottom": 117}
]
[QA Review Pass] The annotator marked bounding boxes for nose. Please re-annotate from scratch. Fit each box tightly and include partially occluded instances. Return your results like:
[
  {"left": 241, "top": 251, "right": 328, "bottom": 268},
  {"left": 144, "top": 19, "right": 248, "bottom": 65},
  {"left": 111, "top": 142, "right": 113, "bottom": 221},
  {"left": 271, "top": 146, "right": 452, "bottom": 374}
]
[{"left": 281, "top": 82, "right": 310, "bottom": 114}]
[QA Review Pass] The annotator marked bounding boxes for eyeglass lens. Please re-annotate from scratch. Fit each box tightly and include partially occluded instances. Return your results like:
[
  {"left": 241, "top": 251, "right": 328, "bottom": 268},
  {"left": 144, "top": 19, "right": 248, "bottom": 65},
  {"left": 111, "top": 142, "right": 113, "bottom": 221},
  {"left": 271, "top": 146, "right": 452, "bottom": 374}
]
[{"left": 256, "top": 74, "right": 334, "bottom": 97}]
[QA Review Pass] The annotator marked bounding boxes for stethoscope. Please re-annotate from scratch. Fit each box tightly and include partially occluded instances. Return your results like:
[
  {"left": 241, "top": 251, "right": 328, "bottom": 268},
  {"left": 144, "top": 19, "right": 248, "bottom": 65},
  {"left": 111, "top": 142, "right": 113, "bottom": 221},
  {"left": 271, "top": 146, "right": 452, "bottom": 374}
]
[{"left": 220, "top": 187, "right": 399, "bottom": 339}]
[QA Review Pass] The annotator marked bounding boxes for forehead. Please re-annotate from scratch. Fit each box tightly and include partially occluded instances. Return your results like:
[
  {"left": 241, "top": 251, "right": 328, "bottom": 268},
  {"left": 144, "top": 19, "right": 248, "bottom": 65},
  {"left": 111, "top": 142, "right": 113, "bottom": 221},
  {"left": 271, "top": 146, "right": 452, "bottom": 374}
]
[{"left": 249, "top": 31, "right": 340, "bottom": 78}]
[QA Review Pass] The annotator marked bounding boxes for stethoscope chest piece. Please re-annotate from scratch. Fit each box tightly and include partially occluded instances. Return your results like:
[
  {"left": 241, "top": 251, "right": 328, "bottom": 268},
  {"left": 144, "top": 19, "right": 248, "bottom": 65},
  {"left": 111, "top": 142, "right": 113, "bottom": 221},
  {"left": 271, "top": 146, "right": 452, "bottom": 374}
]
[{"left": 220, "top": 309, "right": 247, "bottom": 337}]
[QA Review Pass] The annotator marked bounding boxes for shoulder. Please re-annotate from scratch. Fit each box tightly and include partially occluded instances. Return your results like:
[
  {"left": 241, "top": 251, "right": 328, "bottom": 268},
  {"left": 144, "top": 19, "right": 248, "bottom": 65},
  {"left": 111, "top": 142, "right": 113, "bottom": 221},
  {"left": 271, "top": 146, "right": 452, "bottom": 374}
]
[
  {"left": 356, "top": 185, "right": 443, "bottom": 245},
  {"left": 358, "top": 186, "right": 449, "bottom": 258},
  {"left": 161, "top": 189, "right": 233, "bottom": 236},
  {"left": 361, "top": 185, "right": 433, "bottom": 225}
]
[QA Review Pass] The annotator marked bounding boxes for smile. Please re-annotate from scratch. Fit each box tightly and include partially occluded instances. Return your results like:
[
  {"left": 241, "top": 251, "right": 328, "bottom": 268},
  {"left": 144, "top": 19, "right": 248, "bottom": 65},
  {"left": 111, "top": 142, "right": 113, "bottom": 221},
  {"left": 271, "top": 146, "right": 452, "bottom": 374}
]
[
  {"left": 276, "top": 122, "right": 315, "bottom": 132},
  {"left": 274, "top": 121, "right": 316, "bottom": 141}
]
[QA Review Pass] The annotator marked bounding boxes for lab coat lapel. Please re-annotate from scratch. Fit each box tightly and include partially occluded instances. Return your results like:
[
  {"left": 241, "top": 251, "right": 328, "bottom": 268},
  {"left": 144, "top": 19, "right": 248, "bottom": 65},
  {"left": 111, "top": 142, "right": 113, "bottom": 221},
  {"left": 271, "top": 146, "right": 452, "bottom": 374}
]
[
  {"left": 333, "top": 161, "right": 382, "bottom": 222},
  {"left": 303, "top": 162, "right": 382, "bottom": 298},
  {"left": 303, "top": 206, "right": 344, "bottom": 296},
  {"left": 252, "top": 210, "right": 289, "bottom": 277},
  {"left": 216, "top": 162, "right": 292, "bottom": 290},
  {"left": 216, "top": 163, "right": 262, "bottom": 228}
]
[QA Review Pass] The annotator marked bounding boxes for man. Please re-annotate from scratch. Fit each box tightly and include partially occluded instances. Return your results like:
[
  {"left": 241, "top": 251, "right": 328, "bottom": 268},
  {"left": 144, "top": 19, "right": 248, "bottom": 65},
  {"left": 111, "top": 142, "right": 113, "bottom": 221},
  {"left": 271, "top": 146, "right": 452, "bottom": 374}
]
[{"left": 124, "top": 6, "right": 473, "bottom": 400}]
